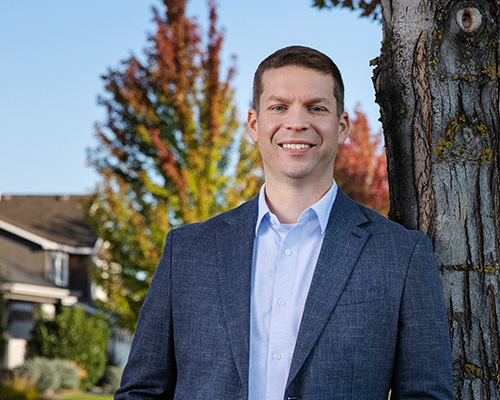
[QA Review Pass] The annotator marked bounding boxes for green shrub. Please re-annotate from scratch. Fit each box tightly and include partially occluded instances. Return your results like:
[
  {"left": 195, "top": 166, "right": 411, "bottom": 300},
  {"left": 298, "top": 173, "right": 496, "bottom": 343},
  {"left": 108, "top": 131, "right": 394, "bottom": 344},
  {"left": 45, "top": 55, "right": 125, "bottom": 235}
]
[
  {"left": 51, "top": 359, "right": 81, "bottom": 390},
  {"left": 15, "top": 357, "right": 81, "bottom": 392},
  {"left": 98, "top": 365, "right": 123, "bottom": 394},
  {"left": 16, "top": 357, "right": 57, "bottom": 392},
  {"left": 28, "top": 306, "right": 110, "bottom": 390}
]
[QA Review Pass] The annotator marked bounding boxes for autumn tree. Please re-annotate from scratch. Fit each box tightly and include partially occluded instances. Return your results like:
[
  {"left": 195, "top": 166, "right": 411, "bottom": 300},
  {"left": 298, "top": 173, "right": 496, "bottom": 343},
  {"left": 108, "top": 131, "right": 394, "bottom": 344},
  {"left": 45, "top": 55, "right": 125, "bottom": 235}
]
[
  {"left": 314, "top": 0, "right": 500, "bottom": 398},
  {"left": 334, "top": 107, "right": 389, "bottom": 214},
  {"left": 87, "top": 0, "right": 262, "bottom": 331}
]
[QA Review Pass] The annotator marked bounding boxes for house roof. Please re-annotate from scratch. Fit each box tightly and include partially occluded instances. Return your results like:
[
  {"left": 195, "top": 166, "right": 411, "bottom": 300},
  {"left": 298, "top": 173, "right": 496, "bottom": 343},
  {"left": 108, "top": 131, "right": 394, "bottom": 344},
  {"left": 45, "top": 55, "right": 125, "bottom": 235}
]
[{"left": 0, "top": 195, "right": 97, "bottom": 249}]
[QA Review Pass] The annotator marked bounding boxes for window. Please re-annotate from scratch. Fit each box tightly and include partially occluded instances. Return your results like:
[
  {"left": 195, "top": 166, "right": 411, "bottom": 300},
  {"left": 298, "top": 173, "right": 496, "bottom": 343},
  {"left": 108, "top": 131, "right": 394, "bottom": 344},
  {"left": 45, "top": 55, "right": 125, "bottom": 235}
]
[{"left": 50, "top": 252, "right": 69, "bottom": 287}]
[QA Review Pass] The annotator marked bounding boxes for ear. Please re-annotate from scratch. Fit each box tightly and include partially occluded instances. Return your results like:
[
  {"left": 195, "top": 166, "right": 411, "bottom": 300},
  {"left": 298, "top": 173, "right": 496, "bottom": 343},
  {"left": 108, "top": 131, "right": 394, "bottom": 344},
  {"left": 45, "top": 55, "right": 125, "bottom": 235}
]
[
  {"left": 247, "top": 108, "right": 259, "bottom": 143},
  {"left": 337, "top": 111, "right": 350, "bottom": 145}
]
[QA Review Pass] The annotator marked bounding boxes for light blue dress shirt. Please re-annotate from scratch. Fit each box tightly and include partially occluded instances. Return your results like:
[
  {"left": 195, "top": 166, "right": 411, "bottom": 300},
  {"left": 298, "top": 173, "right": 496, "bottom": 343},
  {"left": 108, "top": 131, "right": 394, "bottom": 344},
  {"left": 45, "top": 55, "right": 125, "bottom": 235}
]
[{"left": 248, "top": 181, "right": 338, "bottom": 400}]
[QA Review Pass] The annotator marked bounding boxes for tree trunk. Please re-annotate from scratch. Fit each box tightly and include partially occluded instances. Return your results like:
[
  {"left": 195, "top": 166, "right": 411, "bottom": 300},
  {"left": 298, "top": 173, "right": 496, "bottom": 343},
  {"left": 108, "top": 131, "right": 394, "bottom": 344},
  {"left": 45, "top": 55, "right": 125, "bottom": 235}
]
[{"left": 374, "top": 0, "right": 500, "bottom": 398}]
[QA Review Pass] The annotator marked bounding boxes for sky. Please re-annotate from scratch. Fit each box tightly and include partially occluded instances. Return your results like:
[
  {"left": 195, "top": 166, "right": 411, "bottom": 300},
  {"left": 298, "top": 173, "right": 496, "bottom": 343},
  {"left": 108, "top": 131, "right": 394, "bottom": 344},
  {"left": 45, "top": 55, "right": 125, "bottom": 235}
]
[{"left": 0, "top": 0, "right": 382, "bottom": 195}]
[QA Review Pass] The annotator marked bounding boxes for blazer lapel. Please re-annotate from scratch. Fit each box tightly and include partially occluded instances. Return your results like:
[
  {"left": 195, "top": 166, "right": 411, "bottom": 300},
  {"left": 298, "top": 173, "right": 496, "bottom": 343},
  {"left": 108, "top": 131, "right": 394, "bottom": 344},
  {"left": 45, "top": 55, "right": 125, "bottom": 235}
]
[
  {"left": 287, "top": 190, "right": 370, "bottom": 386},
  {"left": 216, "top": 197, "right": 258, "bottom": 391}
]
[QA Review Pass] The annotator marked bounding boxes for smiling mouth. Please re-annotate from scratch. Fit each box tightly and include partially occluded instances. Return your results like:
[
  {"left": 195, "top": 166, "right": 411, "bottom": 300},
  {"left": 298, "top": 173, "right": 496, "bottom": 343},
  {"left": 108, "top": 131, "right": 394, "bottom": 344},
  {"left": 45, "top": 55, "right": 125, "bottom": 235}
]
[{"left": 280, "top": 143, "right": 313, "bottom": 149}]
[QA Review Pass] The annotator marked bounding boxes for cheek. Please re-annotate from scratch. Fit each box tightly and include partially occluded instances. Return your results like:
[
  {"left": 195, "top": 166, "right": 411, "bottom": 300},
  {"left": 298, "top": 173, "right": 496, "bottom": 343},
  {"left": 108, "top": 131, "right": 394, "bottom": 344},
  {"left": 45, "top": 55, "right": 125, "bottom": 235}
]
[
  {"left": 262, "top": 126, "right": 281, "bottom": 145},
  {"left": 324, "top": 124, "right": 343, "bottom": 145}
]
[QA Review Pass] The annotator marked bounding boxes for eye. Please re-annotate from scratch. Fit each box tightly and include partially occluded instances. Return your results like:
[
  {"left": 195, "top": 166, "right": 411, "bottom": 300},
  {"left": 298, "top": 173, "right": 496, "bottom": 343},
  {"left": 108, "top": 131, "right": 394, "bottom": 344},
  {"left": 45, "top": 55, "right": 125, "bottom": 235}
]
[
  {"left": 271, "top": 105, "right": 286, "bottom": 111},
  {"left": 310, "top": 106, "right": 325, "bottom": 112}
]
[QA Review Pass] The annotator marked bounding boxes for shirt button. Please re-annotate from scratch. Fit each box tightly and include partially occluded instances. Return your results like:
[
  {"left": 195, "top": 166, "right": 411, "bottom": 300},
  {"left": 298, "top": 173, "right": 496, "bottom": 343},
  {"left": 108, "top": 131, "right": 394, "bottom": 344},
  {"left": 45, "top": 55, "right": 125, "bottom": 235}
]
[
  {"left": 277, "top": 299, "right": 286, "bottom": 307},
  {"left": 284, "top": 249, "right": 292, "bottom": 256},
  {"left": 273, "top": 353, "right": 282, "bottom": 360}
]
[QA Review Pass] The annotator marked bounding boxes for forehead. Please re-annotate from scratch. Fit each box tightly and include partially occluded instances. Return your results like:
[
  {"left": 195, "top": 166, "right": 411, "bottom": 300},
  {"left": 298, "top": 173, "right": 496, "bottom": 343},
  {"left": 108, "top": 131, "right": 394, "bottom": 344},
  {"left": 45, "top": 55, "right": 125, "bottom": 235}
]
[{"left": 260, "top": 66, "right": 335, "bottom": 99}]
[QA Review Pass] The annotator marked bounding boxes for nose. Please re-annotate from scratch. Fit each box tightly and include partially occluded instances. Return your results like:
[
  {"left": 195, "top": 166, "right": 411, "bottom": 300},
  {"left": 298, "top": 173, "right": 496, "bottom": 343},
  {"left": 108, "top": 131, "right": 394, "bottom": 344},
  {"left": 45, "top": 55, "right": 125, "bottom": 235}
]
[{"left": 284, "top": 106, "right": 310, "bottom": 131}]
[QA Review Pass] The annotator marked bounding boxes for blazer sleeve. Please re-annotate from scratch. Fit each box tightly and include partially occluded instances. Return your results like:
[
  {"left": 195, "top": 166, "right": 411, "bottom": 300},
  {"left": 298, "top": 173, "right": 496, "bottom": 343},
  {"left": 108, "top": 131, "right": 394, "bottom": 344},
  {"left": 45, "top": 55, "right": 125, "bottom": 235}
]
[
  {"left": 115, "top": 229, "right": 177, "bottom": 399},
  {"left": 391, "top": 233, "right": 453, "bottom": 399}
]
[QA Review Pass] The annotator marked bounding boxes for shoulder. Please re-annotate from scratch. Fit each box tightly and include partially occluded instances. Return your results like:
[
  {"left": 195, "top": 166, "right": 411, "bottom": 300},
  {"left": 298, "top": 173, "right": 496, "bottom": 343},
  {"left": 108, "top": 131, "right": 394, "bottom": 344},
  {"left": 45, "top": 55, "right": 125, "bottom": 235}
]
[
  {"left": 334, "top": 192, "right": 437, "bottom": 280},
  {"left": 362, "top": 202, "right": 421, "bottom": 238},
  {"left": 335, "top": 190, "right": 427, "bottom": 244},
  {"left": 163, "top": 197, "right": 258, "bottom": 263},
  {"left": 169, "top": 196, "right": 258, "bottom": 239}
]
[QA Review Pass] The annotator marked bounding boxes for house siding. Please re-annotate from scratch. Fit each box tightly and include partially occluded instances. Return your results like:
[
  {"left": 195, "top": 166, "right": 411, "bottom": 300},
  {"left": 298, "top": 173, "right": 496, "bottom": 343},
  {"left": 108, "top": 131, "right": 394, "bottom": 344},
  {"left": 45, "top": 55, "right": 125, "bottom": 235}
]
[
  {"left": 0, "top": 195, "right": 132, "bottom": 371},
  {"left": 0, "top": 229, "right": 46, "bottom": 276}
]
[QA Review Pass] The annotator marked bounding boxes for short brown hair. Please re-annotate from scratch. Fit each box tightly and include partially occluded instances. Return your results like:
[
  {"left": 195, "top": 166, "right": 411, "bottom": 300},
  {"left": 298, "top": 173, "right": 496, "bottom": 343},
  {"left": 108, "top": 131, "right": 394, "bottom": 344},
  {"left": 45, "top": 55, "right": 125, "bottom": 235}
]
[{"left": 252, "top": 46, "right": 345, "bottom": 116}]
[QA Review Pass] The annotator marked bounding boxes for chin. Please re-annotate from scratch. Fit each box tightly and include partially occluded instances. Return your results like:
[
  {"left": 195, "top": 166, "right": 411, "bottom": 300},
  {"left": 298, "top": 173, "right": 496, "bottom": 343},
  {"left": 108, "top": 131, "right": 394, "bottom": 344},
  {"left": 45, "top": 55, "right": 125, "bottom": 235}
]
[{"left": 281, "top": 170, "right": 315, "bottom": 181}]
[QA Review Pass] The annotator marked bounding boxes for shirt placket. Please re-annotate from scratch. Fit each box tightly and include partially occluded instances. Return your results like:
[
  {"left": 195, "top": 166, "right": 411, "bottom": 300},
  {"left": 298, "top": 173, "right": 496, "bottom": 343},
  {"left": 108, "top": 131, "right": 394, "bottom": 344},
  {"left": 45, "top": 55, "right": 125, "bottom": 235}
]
[{"left": 265, "top": 224, "right": 300, "bottom": 399}]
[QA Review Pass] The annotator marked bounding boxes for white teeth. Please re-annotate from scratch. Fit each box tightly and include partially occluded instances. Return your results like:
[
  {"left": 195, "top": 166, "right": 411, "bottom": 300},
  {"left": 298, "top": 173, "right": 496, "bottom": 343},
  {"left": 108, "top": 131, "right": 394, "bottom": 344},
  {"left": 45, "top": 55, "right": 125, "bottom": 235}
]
[{"left": 281, "top": 143, "right": 311, "bottom": 149}]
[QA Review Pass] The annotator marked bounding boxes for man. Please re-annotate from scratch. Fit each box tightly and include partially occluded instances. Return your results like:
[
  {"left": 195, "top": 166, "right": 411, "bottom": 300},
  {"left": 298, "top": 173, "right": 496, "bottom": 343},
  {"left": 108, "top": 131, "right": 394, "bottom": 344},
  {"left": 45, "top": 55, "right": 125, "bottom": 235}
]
[{"left": 116, "top": 46, "right": 453, "bottom": 399}]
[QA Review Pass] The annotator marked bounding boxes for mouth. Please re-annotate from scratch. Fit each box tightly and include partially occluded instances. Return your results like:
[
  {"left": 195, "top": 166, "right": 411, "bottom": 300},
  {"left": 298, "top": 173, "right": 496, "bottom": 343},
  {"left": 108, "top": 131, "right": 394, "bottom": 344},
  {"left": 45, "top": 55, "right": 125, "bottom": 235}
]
[{"left": 279, "top": 143, "right": 314, "bottom": 149}]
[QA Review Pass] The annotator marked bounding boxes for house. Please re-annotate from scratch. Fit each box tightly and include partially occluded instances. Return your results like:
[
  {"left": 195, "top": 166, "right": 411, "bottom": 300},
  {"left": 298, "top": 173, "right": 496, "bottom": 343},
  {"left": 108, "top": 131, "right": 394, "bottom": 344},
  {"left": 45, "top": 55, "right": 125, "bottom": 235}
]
[{"left": 0, "top": 194, "right": 131, "bottom": 370}]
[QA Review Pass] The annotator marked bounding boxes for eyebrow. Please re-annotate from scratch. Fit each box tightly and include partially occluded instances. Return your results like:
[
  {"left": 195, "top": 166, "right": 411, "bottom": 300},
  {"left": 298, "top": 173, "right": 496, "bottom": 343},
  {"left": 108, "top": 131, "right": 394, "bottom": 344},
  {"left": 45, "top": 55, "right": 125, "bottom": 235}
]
[
  {"left": 305, "top": 96, "right": 332, "bottom": 105},
  {"left": 264, "top": 95, "right": 332, "bottom": 105},
  {"left": 263, "top": 95, "right": 288, "bottom": 104}
]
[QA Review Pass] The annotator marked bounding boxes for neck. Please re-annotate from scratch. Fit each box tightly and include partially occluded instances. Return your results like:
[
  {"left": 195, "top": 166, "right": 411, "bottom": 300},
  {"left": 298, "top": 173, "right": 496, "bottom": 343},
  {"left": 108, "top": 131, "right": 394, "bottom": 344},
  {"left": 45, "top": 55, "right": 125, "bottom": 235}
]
[{"left": 264, "top": 178, "right": 333, "bottom": 223}]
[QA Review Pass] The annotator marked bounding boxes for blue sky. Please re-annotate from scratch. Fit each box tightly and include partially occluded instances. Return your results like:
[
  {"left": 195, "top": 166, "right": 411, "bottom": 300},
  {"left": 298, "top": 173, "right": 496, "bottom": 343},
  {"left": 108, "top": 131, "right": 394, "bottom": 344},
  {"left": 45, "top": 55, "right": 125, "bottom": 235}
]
[{"left": 0, "top": 0, "right": 382, "bottom": 195}]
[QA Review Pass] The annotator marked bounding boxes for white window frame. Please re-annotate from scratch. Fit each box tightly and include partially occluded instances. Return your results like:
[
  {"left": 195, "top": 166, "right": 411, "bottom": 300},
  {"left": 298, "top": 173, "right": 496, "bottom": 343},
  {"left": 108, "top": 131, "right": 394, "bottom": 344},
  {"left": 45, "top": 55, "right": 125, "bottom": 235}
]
[{"left": 49, "top": 251, "right": 69, "bottom": 287}]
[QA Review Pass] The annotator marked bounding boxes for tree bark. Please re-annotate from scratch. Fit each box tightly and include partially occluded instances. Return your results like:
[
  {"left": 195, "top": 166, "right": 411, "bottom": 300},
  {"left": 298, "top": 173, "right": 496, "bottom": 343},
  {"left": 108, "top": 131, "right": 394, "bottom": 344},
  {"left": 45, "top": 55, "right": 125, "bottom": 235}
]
[{"left": 374, "top": 1, "right": 500, "bottom": 398}]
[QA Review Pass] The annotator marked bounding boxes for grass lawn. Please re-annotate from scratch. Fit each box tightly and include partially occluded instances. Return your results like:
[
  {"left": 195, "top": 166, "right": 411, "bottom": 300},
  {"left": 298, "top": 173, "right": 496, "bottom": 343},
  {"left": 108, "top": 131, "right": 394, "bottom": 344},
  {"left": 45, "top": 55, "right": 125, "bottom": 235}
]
[{"left": 57, "top": 395, "right": 114, "bottom": 400}]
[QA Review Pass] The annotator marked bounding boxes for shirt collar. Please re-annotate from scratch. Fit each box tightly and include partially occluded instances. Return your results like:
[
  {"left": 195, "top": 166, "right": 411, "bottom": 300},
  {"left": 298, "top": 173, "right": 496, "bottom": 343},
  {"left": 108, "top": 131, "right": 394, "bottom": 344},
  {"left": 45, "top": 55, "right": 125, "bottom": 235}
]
[{"left": 255, "top": 180, "right": 338, "bottom": 235}]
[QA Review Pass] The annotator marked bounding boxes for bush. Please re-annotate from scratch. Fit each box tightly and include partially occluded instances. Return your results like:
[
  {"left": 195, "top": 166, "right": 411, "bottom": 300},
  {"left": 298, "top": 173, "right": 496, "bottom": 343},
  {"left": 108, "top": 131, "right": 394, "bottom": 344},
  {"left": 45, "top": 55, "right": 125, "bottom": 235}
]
[
  {"left": 16, "top": 358, "right": 57, "bottom": 392},
  {"left": 98, "top": 365, "right": 123, "bottom": 394},
  {"left": 28, "top": 305, "right": 110, "bottom": 390},
  {"left": 15, "top": 357, "right": 80, "bottom": 392},
  {"left": 51, "top": 359, "right": 81, "bottom": 390}
]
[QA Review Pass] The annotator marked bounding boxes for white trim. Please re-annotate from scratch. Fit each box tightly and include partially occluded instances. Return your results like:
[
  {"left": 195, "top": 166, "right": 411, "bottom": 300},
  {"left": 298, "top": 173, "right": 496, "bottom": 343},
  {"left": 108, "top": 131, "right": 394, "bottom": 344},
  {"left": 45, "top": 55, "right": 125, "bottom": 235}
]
[
  {"left": 61, "top": 296, "right": 79, "bottom": 306},
  {"left": 0, "top": 219, "right": 95, "bottom": 255},
  {"left": 49, "top": 251, "right": 69, "bottom": 287},
  {"left": 1, "top": 282, "right": 72, "bottom": 300},
  {"left": 6, "top": 338, "right": 27, "bottom": 369},
  {"left": 93, "top": 237, "right": 104, "bottom": 254}
]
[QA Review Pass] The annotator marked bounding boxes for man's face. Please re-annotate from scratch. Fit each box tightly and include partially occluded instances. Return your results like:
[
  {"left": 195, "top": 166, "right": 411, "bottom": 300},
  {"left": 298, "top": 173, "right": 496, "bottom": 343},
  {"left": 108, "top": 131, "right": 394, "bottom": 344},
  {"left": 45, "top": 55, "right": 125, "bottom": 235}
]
[{"left": 248, "top": 66, "right": 349, "bottom": 187}]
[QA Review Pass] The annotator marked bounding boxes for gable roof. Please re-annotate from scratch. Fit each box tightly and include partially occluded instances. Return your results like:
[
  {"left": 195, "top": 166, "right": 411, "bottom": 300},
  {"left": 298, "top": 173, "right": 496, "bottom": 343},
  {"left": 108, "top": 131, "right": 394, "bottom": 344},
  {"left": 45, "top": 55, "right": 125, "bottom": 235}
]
[{"left": 0, "top": 195, "right": 97, "bottom": 250}]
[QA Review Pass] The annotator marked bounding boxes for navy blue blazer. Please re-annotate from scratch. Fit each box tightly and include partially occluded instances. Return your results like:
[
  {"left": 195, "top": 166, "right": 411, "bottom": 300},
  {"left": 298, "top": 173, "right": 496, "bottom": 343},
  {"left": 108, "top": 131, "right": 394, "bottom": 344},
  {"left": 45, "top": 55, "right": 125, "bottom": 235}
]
[{"left": 116, "top": 190, "right": 453, "bottom": 399}]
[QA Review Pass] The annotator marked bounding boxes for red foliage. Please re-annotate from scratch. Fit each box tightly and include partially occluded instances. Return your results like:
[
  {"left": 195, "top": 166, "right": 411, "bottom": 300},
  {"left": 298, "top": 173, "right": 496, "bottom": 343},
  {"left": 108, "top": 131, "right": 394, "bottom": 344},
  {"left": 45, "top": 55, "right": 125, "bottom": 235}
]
[{"left": 334, "top": 107, "right": 389, "bottom": 215}]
